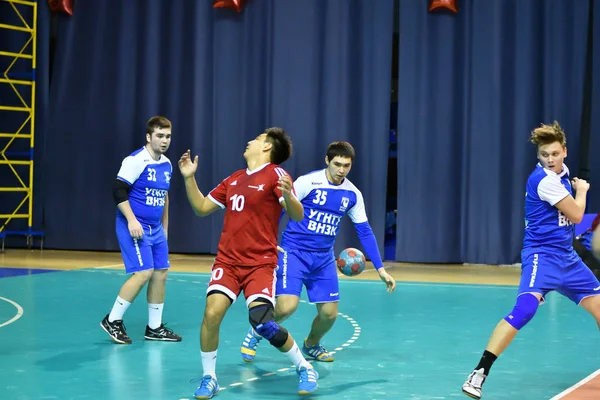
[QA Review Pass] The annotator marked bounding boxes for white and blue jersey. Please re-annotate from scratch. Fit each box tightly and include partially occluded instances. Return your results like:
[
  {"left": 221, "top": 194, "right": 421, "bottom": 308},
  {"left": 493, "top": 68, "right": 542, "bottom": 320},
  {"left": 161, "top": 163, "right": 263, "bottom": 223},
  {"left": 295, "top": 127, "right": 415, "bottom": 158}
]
[
  {"left": 280, "top": 169, "right": 367, "bottom": 251},
  {"left": 116, "top": 147, "right": 172, "bottom": 228},
  {"left": 523, "top": 163, "right": 574, "bottom": 251},
  {"left": 277, "top": 169, "right": 382, "bottom": 303},
  {"left": 519, "top": 163, "right": 600, "bottom": 304},
  {"left": 115, "top": 146, "right": 172, "bottom": 274}
]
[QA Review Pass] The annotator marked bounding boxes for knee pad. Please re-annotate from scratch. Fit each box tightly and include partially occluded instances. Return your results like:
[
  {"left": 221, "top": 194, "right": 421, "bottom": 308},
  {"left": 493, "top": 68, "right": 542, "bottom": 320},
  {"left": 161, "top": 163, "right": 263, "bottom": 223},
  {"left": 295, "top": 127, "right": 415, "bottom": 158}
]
[
  {"left": 504, "top": 293, "right": 540, "bottom": 330},
  {"left": 249, "top": 303, "right": 289, "bottom": 348}
]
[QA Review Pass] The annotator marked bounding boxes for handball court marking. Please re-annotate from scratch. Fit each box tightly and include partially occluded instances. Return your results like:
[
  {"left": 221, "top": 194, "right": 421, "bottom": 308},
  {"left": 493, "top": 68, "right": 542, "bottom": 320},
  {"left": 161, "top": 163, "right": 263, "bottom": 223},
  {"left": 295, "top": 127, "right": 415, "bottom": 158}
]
[
  {"left": 549, "top": 369, "right": 600, "bottom": 400},
  {"left": 4, "top": 255, "right": 598, "bottom": 399},
  {"left": 0, "top": 296, "right": 24, "bottom": 328},
  {"left": 84, "top": 267, "right": 362, "bottom": 398}
]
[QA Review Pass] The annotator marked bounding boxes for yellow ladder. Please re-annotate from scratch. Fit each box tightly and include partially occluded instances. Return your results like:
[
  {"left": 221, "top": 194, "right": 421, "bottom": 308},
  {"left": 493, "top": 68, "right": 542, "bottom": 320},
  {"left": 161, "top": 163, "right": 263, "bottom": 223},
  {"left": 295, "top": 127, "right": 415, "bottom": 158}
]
[{"left": 0, "top": 0, "right": 43, "bottom": 250}]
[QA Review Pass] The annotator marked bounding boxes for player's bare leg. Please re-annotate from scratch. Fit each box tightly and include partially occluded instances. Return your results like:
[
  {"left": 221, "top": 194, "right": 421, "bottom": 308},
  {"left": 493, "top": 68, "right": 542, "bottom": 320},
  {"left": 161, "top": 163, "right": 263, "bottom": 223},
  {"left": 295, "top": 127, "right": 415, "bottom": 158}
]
[
  {"left": 147, "top": 269, "right": 167, "bottom": 304},
  {"left": 462, "top": 293, "right": 542, "bottom": 399},
  {"left": 119, "top": 269, "right": 153, "bottom": 302},
  {"left": 274, "top": 294, "right": 300, "bottom": 323},
  {"left": 201, "top": 293, "right": 231, "bottom": 352},
  {"left": 248, "top": 299, "right": 318, "bottom": 394},
  {"left": 194, "top": 293, "right": 231, "bottom": 399},
  {"left": 306, "top": 302, "right": 338, "bottom": 347},
  {"left": 101, "top": 270, "right": 153, "bottom": 344},
  {"left": 580, "top": 294, "right": 600, "bottom": 329},
  {"left": 143, "top": 269, "right": 181, "bottom": 341},
  {"left": 302, "top": 302, "right": 337, "bottom": 362},
  {"left": 484, "top": 320, "right": 519, "bottom": 356}
]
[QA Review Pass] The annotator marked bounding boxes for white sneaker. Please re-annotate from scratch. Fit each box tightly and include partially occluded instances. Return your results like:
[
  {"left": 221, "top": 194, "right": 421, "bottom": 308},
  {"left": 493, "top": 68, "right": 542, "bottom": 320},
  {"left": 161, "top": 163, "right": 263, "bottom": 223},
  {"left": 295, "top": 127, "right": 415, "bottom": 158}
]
[{"left": 462, "top": 368, "right": 486, "bottom": 399}]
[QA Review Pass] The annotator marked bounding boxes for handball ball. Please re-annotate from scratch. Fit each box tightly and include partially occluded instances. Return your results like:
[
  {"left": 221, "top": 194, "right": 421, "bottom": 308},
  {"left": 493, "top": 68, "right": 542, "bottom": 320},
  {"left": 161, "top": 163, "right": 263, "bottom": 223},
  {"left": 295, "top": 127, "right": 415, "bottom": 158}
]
[{"left": 337, "top": 248, "right": 366, "bottom": 277}]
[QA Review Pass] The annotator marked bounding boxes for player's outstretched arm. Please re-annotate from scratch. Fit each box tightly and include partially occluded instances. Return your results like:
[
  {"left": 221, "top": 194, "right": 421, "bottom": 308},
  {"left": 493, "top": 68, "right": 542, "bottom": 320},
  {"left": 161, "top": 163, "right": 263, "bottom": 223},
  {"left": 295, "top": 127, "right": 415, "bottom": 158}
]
[
  {"left": 278, "top": 175, "right": 304, "bottom": 221},
  {"left": 178, "top": 150, "right": 220, "bottom": 217},
  {"left": 354, "top": 221, "right": 396, "bottom": 293}
]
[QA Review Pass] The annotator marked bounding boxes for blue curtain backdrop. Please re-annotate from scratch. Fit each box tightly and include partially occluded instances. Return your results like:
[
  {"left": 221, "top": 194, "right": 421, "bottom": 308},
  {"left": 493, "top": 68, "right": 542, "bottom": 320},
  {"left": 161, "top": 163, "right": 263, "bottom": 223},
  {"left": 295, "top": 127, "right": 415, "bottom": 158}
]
[
  {"left": 395, "top": 0, "right": 599, "bottom": 265},
  {"left": 590, "top": 0, "right": 600, "bottom": 213},
  {"left": 41, "top": 0, "right": 394, "bottom": 257}
]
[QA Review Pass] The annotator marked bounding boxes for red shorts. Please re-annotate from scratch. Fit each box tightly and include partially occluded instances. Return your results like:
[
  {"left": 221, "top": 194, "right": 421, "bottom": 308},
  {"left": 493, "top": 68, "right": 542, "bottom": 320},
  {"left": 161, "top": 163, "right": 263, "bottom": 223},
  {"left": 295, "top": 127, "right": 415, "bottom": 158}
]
[{"left": 206, "top": 262, "right": 277, "bottom": 307}]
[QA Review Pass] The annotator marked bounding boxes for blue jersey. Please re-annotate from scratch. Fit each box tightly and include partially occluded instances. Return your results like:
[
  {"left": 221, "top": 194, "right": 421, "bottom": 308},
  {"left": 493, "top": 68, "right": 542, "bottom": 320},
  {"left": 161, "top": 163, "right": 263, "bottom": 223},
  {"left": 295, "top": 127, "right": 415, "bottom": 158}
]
[
  {"left": 523, "top": 163, "right": 574, "bottom": 251},
  {"left": 280, "top": 169, "right": 368, "bottom": 251},
  {"left": 116, "top": 147, "right": 172, "bottom": 227}
]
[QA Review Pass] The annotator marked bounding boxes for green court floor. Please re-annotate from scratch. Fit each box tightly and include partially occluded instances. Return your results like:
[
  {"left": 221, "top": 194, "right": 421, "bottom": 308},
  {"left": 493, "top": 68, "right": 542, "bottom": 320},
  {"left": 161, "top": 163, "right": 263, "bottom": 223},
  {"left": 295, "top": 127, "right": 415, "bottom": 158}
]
[{"left": 0, "top": 268, "right": 597, "bottom": 399}]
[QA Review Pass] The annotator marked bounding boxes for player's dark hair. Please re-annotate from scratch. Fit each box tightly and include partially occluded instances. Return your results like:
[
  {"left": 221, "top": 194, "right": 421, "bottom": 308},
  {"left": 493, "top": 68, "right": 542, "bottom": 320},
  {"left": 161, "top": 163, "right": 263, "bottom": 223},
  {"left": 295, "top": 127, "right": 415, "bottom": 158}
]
[
  {"left": 326, "top": 141, "right": 355, "bottom": 162},
  {"left": 529, "top": 121, "right": 567, "bottom": 147},
  {"left": 146, "top": 116, "right": 172, "bottom": 136},
  {"left": 264, "top": 127, "right": 292, "bottom": 165}
]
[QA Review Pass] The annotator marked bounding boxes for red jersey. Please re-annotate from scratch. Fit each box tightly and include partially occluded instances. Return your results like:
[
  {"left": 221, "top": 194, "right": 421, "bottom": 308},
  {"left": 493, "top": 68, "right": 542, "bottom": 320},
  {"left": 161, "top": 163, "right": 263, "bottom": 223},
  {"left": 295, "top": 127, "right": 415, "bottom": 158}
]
[
  {"left": 591, "top": 213, "right": 600, "bottom": 232},
  {"left": 208, "top": 163, "right": 294, "bottom": 266}
]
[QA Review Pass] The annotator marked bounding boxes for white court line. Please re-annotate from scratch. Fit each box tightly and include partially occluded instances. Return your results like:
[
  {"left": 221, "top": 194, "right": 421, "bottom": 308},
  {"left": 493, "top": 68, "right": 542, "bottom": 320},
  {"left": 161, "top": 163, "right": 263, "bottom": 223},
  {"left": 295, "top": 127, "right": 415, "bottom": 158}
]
[
  {"left": 337, "top": 279, "right": 516, "bottom": 289},
  {"left": 93, "top": 263, "right": 128, "bottom": 270},
  {"left": 0, "top": 296, "right": 24, "bottom": 328},
  {"left": 89, "top": 269, "right": 515, "bottom": 290},
  {"left": 93, "top": 256, "right": 188, "bottom": 269},
  {"left": 549, "top": 369, "right": 600, "bottom": 400},
  {"left": 97, "top": 268, "right": 515, "bottom": 290}
]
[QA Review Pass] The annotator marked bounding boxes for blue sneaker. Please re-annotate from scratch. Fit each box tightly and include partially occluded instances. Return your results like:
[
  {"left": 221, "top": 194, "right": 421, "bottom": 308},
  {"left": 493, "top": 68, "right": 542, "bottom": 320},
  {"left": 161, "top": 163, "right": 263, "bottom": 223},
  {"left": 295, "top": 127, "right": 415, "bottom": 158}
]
[
  {"left": 297, "top": 365, "right": 319, "bottom": 395},
  {"left": 302, "top": 339, "right": 334, "bottom": 362},
  {"left": 240, "top": 327, "right": 262, "bottom": 362},
  {"left": 193, "top": 375, "right": 219, "bottom": 399}
]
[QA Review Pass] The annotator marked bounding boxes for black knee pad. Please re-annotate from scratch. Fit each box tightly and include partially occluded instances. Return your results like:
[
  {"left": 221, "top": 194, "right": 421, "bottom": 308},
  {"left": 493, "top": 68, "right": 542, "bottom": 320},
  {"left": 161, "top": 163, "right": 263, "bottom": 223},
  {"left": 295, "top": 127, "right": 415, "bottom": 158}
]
[{"left": 249, "top": 302, "right": 289, "bottom": 348}]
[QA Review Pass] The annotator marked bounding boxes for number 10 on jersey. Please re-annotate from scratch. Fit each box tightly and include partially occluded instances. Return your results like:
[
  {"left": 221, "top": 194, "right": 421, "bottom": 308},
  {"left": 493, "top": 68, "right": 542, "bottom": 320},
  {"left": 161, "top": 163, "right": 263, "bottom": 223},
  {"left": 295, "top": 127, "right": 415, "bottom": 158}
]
[{"left": 230, "top": 194, "right": 245, "bottom": 211}]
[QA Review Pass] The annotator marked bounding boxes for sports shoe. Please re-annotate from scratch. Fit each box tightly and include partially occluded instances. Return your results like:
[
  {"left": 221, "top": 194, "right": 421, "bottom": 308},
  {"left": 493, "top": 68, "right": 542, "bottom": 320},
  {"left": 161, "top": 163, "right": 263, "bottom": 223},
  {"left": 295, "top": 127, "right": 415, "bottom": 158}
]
[
  {"left": 296, "top": 365, "right": 319, "bottom": 395},
  {"left": 240, "top": 327, "right": 263, "bottom": 362},
  {"left": 100, "top": 314, "right": 132, "bottom": 344},
  {"left": 462, "top": 368, "right": 486, "bottom": 399},
  {"left": 302, "top": 339, "right": 334, "bottom": 362},
  {"left": 193, "top": 375, "right": 219, "bottom": 399},
  {"left": 144, "top": 323, "right": 182, "bottom": 341}
]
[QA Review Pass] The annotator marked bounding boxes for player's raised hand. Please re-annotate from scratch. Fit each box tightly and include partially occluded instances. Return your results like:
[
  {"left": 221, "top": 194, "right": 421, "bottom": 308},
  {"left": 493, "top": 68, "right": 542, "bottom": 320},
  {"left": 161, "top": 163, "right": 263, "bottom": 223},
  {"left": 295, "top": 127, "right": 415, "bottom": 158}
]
[
  {"left": 277, "top": 174, "right": 293, "bottom": 196},
  {"left": 378, "top": 268, "right": 396, "bottom": 294},
  {"left": 572, "top": 177, "right": 590, "bottom": 192},
  {"left": 178, "top": 150, "right": 198, "bottom": 178}
]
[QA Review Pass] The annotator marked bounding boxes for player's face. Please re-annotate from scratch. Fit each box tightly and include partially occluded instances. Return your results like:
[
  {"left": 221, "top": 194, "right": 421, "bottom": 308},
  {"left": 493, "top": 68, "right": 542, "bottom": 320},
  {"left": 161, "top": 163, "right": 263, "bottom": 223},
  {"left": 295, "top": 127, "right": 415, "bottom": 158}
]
[
  {"left": 325, "top": 156, "right": 352, "bottom": 185},
  {"left": 243, "top": 133, "right": 268, "bottom": 159},
  {"left": 537, "top": 141, "right": 567, "bottom": 174},
  {"left": 146, "top": 128, "right": 172, "bottom": 156}
]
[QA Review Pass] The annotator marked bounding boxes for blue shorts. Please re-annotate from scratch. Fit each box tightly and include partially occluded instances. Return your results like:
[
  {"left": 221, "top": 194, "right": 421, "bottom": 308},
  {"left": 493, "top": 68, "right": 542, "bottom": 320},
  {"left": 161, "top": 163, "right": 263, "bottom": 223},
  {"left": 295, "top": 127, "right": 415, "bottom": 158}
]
[
  {"left": 276, "top": 248, "right": 339, "bottom": 303},
  {"left": 519, "top": 248, "right": 600, "bottom": 305},
  {"left": 116, "top": 217, "right": 169, "bottom": 274}
]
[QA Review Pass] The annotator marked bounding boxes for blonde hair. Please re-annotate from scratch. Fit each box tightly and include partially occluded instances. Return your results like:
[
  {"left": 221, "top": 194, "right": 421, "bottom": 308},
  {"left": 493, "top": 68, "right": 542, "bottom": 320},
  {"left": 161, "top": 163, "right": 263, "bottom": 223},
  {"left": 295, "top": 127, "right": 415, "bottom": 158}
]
[{"left": 529, "top": 121, "right": 566, "bottom": 147}]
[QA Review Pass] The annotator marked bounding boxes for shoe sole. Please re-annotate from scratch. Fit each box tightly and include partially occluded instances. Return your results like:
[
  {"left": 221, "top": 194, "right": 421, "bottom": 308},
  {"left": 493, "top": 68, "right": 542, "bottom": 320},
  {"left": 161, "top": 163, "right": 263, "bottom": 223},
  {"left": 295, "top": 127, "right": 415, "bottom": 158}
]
[
  {"left": 241, "top": 343, "right": 258, "bottom": 362},
  {"left": 194, "top": 387, "right": 220, "bottom": 399},
  {"left": 302, "top": 351, "right": 334, "bottom": 362},
  {"left": 100, "top": 322, "right": 131, "bottom": 344},
  {"left": 462, "top": 389, "right": 481, "bottom": 399},
  {"left": 298, "top": 386, "right": 318, "bottom": 395},
  {"left": 144, "top": 335, "right": 182, "bottom": 342}
]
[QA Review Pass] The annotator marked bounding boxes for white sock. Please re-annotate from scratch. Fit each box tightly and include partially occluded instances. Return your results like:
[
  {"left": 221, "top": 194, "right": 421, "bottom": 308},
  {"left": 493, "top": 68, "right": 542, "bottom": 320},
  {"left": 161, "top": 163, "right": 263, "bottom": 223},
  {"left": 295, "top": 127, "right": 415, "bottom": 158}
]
[
  {"left": 285, "top": 342, "right": 311, "bottom": 369},
  {"left": 201, "top": 350, "right": 218, "bottom": 379},
  {"left": 148, "top": 303, "right": 164, "bottom": 329},
  {"left": 108, "top": 296, "right": 131, "bottom": 322}
]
